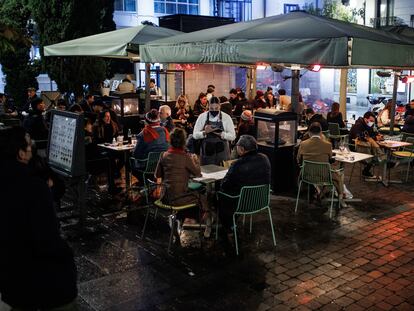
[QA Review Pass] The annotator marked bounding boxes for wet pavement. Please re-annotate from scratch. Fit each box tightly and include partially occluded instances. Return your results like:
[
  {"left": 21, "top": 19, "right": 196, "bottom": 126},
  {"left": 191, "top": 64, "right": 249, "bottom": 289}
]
[{"left": 2, "top": 164, "right": 413, "bottom": 311}]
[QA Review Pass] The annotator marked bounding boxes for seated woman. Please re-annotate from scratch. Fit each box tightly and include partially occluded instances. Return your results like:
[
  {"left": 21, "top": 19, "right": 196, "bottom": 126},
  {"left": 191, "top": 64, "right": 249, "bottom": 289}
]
[
  {"left": 378, "top": 100, "right": 400, "bottom": 128},
  {"left": 93, "top": 110, "right": 124, "bottom": 178},
  {"left": 155, "top": 128, "right": 209, "bottom": 232},
  {"left": 193, "top": 92, "right": 208, "bottom": 119},
  {"left": 93, "top": 110, "right": 120, "bottom": 144},
  {"left": 172, "top": 94, "right": 194, "bottom": 132}
]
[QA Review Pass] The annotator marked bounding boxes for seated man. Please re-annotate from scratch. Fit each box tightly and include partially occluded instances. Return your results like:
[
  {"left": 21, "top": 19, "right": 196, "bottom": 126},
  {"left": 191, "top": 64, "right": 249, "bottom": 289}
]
[
  {"left": 350, "top": 111, "right": 386, "bottom": 177},
  {"left": 219, "top": 135, "right": 271, "bottom": 235},
  {"left": 305, "top": 107, "right": 329, "bottom": 131},
  {"left": 132, "top": 109, "right": 169, "bottom": 181},
  {"left": 297, "top": 123, "right": 346, "bottom": 207},
  {"left": 159, "top": 104, "right": 175, "bottom": 133}
]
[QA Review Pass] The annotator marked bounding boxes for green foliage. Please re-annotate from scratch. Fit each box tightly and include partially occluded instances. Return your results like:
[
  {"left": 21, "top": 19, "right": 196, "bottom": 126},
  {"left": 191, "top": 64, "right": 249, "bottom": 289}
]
[
  {"left": 303, "top": 0, "right": 364, "bottom": 23},
  {"left": 0, "top": 0, "right": 39, "bottom": 107},
  {"left": 30, "top": 0, "right": 115, "bottom": 96}
]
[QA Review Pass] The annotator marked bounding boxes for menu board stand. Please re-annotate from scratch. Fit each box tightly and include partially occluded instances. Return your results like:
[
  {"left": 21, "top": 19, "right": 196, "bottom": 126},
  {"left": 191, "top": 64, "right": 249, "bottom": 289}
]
[{"left": 47, "top": 111, "right": 87, "bottom": 231}]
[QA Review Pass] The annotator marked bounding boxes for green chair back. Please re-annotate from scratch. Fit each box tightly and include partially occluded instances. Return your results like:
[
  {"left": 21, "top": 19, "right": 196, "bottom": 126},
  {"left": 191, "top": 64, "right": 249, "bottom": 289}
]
[
  {"left": 144, "top": 152, "right": 163, "bottom": 175},
  {"left": 322, "top": 130, "right": 330, "bottom": 138},
  {"left": 300, "top": 160, "right": 333, "bottom": 187},
  {"left": 401, "top": 132, "right": 414, "bottom": 143},
  {"left": 328, "top": 123, "right": 340, "bottom": 136},
  {"left": 404, "top": 137, "right": 414, "bottom": 153},
  {"left": 235, "top": 184, "right": 270, "bottom": 215}
]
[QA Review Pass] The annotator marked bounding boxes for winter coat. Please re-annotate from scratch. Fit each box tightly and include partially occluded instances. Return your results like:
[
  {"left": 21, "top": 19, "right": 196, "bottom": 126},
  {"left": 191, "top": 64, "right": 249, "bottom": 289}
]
[
  {"left": 221, "top": 151, "right": 271, "bottom": 196},
  {"left": 0, "top": 161, "right": 77, "bottom": 309}
]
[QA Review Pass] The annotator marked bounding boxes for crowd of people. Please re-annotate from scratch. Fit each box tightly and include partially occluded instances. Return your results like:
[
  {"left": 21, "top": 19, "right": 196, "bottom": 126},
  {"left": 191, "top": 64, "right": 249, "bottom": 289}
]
[{"left": 1, "top": 81, "right": 414, "bottom": 310}]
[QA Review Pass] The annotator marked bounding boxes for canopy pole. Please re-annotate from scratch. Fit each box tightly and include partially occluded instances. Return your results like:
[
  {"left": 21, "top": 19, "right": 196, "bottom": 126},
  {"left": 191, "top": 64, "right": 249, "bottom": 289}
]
[
  {"left": 339, "top": 69, "right": 348, "bottom": 119},
  {"left": 291, "top": 69, "right": 300, "bottom": 113},
  {"left": 246, "top": 68, "right": 252, "bottom": 100},
  {"left": 145, "top": 63, "right": 151, "bottom": 112},
  {"left": 252, "top": 67, "right": 257, "bottom": 100},
  {"left": 390, "top": 70, "right": 399, "bottom": 135}
]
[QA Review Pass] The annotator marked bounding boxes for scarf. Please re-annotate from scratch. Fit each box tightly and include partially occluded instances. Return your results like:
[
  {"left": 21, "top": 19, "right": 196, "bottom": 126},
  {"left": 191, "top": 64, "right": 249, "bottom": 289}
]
[
  {"left": 168, "top": 147, "right": 186, "bottom": 154},
  {"left": 143, "top": 123, "right": 170, "bottom": 143}
]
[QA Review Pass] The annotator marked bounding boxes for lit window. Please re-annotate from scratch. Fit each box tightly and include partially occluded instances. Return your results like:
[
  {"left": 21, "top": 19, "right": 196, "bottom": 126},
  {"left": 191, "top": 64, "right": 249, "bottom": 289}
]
[
  {"left": 154, "top": 0, "right": 199, "bottom": 15},
  {"left": 217, "top": 0, "right": 252, "bottom": 22},
  {"left": 284, "top": 4, "right": 299, "bottom": 14},
  {"left": 114, "top": 0, "right": 136, "bottom": 12}
]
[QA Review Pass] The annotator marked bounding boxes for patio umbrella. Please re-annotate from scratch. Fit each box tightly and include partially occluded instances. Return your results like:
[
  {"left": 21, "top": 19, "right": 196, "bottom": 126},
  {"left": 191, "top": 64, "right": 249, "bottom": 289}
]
[
  {"left": 44, "top": 25, "right": 183, "bottom": 60},
  {"left": 140, "top": 11, "right": 414, "bottom": 68}
]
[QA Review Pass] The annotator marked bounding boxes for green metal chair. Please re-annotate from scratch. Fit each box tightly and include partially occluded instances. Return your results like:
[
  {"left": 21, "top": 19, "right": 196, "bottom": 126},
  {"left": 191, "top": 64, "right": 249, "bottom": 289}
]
[
  {"left": 391, "top": 137, "right": 414, "bottom": 182},
  {"left": 216, "top": 184, "right": 276, "bottom": 255},
  {"left": 401, "top": 132, "right": 414, "bottom": 142},
  {"left": 130, "top": 152, "right": 163, "bottom": 237},
  {"left": 295, "top": 160, "right": 339, "bottom": 218},
  {"left": 147, "top": 180, "right": 201, "bottom": 253},
  {"left": 322, "top": 130, "right": 330, "bottom": 139},
  {"left": 328, "top": 122, "right": 348, "bottom": 147}
]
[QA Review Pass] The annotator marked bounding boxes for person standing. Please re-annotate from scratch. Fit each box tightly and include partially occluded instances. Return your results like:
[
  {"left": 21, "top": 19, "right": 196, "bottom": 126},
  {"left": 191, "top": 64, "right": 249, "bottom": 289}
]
[
  {"left": 0, "top": 127, "right": 77, "bottom": 310},
  {"left": 278, "top": 89, "right": 291, "bottom": 111},
  {"left": 116, "top": 74, "right": 135, "bottom": 93},
  {"left": 193, "top": 96, "right": 236, "bottom": 165},
  {"left": 79, "top": 94, "right": 95, "bottom": 113},
  {"left": 22, "top": 87, "right": 39, "bottom": 113},
  {"left": 23, "top": 98, "right": 49, "bottom": 142}
]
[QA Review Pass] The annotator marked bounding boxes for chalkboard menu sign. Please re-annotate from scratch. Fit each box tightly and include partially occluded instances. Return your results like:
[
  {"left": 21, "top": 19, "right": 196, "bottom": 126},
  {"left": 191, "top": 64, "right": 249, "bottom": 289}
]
[{"left": 48, "top": 110, "right": 85, "bottom": 177}]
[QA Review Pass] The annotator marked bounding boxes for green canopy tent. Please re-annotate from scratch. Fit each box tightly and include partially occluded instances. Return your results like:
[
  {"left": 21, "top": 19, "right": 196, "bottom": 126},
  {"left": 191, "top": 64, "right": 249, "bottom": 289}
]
[
  {"left": 140, "top": 11, "right": 414, "bottom": 67},
  {"left": 44, "top": 25, "right": 183, "bottom": 111},
  {"left": 44, "top": 24, "right": 183, "bottom": 60},
  {"left": 140, "top": 11, "right": 414, "bottom": 116}
]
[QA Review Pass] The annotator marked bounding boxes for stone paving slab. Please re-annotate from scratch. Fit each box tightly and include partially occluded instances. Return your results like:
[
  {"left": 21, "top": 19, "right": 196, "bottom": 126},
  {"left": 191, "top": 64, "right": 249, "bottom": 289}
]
[{"left": 2, "top": 165, "right": 413, "bottom": 311}]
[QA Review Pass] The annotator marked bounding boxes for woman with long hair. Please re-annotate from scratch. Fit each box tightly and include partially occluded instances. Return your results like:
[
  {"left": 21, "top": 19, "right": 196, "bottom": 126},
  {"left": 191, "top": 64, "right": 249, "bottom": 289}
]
[
  {"left": 378, "top": 99, "right": 400, "bottom": 127},
  {"left": 193, "top": 92, "right": 208, "bottom": 118},
  {"left": 327, "top": 102, "right": 346, "bottom": 129}
]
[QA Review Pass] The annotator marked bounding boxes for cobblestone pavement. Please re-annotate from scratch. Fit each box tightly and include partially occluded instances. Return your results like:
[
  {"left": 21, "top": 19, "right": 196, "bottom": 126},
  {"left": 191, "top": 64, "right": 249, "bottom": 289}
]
[{"left": 2, "top": 165, "right": 412, "bottom": 311}]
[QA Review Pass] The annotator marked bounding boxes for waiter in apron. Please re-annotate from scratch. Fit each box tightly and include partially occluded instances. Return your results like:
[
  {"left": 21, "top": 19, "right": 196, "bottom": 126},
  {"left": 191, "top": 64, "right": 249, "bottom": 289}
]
[{"left": 193, "top": 96, "right": 236, "bottom": 165}]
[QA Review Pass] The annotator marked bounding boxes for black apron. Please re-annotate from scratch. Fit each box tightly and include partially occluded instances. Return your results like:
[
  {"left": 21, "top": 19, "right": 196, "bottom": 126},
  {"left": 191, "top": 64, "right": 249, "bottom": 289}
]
[{"left": 201, "top": 112, "right": 230, "bottom": 165}]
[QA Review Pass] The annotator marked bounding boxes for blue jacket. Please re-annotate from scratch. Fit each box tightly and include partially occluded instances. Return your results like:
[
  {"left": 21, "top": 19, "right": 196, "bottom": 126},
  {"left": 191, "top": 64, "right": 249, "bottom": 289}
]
[{"left": 133, "top": 126, "right": 169, "bottom": 161}]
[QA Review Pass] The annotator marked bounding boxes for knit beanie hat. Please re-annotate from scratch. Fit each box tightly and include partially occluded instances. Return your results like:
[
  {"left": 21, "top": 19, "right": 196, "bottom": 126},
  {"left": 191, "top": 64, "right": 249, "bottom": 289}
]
[
  {"left": 256, "top": 90, "right": 264, "bottom": 97},
  {"left": 145, "top": 109, "right": 160, "bottom": 123},
  {"left": 241, "top": 110, "right": 253, "bottom": 121}
]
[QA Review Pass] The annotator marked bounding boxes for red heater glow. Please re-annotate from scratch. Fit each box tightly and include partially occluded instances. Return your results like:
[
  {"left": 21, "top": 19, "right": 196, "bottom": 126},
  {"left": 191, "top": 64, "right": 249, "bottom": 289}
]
[
  {"left": 401, "top": 76, "right": 414, "bottom": 83},
  {"left": 309, "top": 64, "right": 322, "bottom": 72}
]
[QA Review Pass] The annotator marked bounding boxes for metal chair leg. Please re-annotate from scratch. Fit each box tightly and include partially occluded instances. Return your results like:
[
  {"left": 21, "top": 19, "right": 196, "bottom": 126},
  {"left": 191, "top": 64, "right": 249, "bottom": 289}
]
[
  {"left": 295, "top": 181, "right": 302, "bottom": 214},
  {"left": 349, "top": 163, "right": 356, "bottom": 184},
  {"left": 233, "top": 215, "right": 239, "bottom": 255},
  {"left": 167, "top": 214, "right": 175, "bottom": 253},
  {"left": 141, "top": 205, "right": 151, "bottom": 238},
  {"left": 329, "top": 186, "right": 334, "bottom": 219},
  {"left": 215, "top": 209, "right": 220, "bottom": 240},
  {"left": 268, "top": 208, "right": 276, "bottom": 246},
  {"left": 249, "top": 215, "right": 253, "bottom": 234}
]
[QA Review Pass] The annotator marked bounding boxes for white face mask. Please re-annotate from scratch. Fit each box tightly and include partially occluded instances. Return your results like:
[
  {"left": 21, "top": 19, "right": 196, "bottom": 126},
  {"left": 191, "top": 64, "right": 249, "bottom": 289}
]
[{"left": 367, "top": 121, "right": 374, "bottom": 127}]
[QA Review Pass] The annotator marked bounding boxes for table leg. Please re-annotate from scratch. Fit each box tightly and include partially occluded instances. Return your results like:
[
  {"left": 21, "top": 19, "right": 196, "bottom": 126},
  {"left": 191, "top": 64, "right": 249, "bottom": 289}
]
[{"left": 125, "top": 151, "right": 131, "bottom": 190}]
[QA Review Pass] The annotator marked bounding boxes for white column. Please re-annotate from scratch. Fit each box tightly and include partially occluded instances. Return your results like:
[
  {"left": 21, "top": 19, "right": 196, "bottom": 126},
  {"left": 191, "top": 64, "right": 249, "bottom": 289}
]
[
  {"left": 199, "top": 0, "right": 210, "bottom": 16},
  {"left": 0, "top": 65, "right": 5, "bottom": 93},
  {"left": 136, "top": 0, "right": 158, "bottom": 25},
  {"left": 252, "top": 0, "right": 264, "bottom": 19}
]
